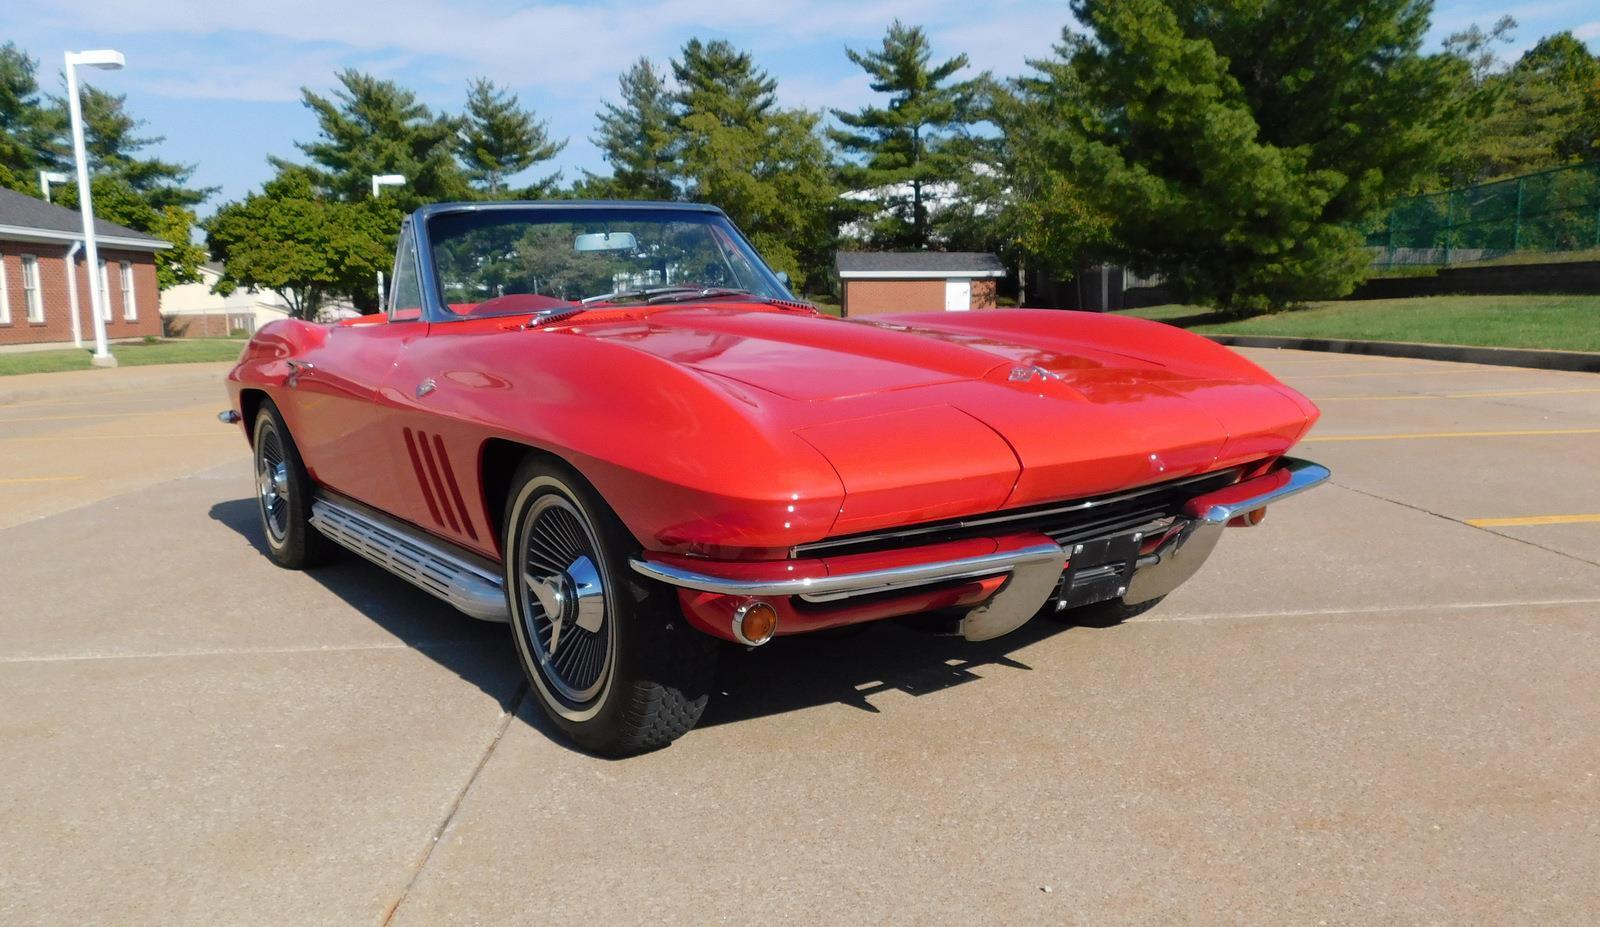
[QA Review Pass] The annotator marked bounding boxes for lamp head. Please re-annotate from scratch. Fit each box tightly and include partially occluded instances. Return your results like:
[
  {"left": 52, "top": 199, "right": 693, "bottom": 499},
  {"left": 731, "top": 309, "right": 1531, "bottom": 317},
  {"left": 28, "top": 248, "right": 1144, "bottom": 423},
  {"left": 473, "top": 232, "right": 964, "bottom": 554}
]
[
  {"left": 373, "top": 174, "right": 407, "bottom": 187},
  {"left": 68, "top": 49, "right": 126, "bottom": 70},
  {"left": 40, "top": 171, "right": 70, "bottom": 185}
]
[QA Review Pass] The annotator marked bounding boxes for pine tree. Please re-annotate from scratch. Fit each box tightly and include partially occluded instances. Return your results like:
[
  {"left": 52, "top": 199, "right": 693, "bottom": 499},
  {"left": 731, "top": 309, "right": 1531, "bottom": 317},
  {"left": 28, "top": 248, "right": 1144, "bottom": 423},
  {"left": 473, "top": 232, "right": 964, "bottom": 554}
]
[
  {"left": 589, "top": 58, "right": 677, "bottom": 200},
  {"left": 0, "top": 43, "right": 66, "bottom": 195},
  {"left": 831, "top": 21, "right": 979, "bottom": 249},
  {"left": 275, "top": 69, "right": 466, "bottom": 206},
  {"left": 671, "top": 39, "right": 776, "bottom": 128},
  {"left": 457, "top": 78, "right": 565, "bottom": 197},
  {"left": 1039, "top": 0, "right": 1467, "bottom": 311},
  {"left": 668, "top": 39, "right": 838, "bottom": 291}
]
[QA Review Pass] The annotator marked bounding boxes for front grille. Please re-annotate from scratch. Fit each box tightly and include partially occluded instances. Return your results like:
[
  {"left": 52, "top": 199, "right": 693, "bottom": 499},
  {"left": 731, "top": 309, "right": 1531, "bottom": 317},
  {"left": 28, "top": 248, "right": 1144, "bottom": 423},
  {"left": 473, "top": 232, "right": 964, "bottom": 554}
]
[{"left": 795, "top": 467, "right": 1244, "bottom": 558}]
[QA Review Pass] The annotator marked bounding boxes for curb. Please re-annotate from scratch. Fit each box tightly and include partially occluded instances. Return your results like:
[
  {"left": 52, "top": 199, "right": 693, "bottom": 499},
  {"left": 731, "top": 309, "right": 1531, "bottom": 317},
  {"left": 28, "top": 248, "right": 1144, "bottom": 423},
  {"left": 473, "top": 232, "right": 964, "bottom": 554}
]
[{"left": 1205, "top": 335, "right": 1600, "bottom": 374}]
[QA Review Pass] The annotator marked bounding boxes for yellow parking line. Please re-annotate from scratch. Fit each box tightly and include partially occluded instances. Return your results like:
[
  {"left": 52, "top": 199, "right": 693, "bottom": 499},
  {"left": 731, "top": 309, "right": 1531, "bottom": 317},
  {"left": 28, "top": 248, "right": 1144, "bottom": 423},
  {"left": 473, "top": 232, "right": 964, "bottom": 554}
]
[
  {"left": 1466, "top": 514, "right": 1600, "bottom": 528},
  {"left": 1304, "top": 428, "right": 1600, "bottom": 443},
  {"left": 1312, "top": 387, "right": 1600, "bottom": 402},
  {"left": 0, "top": 475, "right": 85, "bottom": 485}
]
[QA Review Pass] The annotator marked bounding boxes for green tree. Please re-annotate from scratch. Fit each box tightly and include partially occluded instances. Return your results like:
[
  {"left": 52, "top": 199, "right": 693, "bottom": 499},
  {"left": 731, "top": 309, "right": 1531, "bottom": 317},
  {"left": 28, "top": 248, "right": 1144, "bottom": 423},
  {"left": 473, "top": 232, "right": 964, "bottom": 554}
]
[
  {"left": 1440, "top": 27, "right": 1600, "bottom": 183},
  {"left": 275, "top": 69, "right": 466, "bottom": 207},
  {"left": 669, "top": 40, "right": 838, "bottom": 290},
  {"left": 457, "top": 78, "right": 565, "bottom": 197},
  {"left": 67, "top": 177, "right": 207, "bottom": 289},
  {"left": 831, "top": 21, "right": 981, "bottom": 248},
  {"left": 1038, "top": 0, "right": 1467, "bottom": 311},
  {"left": 589, "top": 58, "right": 678, "bottom": 200},
  {"left": 991, "top": 69, "right": 1111, "bottom": 285},
  {"left": 206, "top": 172, "right": 396, "bottom": 318},
  {"left": 0, "top": 43, "right": 65, "bottom": 194}
]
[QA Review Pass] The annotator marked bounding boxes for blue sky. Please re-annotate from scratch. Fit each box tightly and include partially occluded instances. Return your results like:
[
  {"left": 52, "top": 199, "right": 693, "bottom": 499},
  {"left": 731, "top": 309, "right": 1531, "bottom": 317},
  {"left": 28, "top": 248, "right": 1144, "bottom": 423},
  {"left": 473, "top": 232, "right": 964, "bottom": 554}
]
[{"left": 4, "top": 0, "right": 1597, "bottom": 215}]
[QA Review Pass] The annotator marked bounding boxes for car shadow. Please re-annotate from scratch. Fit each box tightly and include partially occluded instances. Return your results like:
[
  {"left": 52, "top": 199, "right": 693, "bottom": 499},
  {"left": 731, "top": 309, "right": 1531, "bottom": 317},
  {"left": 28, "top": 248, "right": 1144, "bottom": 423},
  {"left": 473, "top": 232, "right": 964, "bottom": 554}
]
[
  {"left": 207, "top": 497, "right": 525, "bottom": 710},
  {"left": 209, "top": 495, "right": 1116, "bottom": 751}
]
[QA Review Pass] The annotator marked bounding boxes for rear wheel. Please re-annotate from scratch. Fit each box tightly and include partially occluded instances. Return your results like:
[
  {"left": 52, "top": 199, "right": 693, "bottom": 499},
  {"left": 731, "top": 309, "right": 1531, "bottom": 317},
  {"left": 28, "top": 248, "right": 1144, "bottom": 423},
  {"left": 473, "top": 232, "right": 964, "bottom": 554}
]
[
  {"left": 503, "top": 458, "right": 717, "bottom": 756},
  {"left": 252, "top": 400, "right": 335, "bottom": 570}
]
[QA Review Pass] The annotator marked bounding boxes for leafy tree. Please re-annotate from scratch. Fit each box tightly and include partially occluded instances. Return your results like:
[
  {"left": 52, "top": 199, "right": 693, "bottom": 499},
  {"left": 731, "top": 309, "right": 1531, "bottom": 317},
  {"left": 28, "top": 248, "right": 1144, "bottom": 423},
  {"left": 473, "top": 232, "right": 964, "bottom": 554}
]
[
  {"left": 0, "top": 43, "right": 65, "bottom": 194},
  {"left": 275, "top": 69, "right": 466, "bottom": 207},
  {"left": 457, "top": 78, "right": 564, "bottom": 197},
  {"left": 991, "top": 69, "right": 1111, "bottom": 284},
  {"left": 1035, "top": 0, "right": 1468, "bottom": 311},
  {"left": 206, "top": 172, "right": 396, "bottom": 318},
  {"left": 669, "top": 40, "right": 838, "bottom": 290},
  {"left": 831, "top": 21, "right": 982, "bottom": 248},
  {"left": 74, "top": 85, "right": 213, "bottom": 210},
  {"left": 1440, "top": 26, "right": 1600, "bottom": 183},
  {"left": 55, "top": 176, "right": 208, "bottom": 289},
  {"left": 589, "top": 58, "right": 678, "bottom": 200}
]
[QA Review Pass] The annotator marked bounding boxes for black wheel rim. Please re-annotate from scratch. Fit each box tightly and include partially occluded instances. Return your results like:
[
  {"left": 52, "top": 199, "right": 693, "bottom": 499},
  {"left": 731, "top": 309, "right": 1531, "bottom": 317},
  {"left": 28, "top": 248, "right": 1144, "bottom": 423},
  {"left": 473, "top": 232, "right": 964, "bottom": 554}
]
[
  {"left": 517, "top": 494, "right": 613, "bottom": 706},
  {"left": 255, "top": 422, "right": 290, "bottom": 543}
]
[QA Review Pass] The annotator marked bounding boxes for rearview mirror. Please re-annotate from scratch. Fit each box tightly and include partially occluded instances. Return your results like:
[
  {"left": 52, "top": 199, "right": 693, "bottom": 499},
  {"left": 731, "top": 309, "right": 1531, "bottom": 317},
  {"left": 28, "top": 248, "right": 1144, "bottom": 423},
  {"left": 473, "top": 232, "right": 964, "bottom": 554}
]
[{"left": 574, "top": 231, "right": 638, "bottom": 253}]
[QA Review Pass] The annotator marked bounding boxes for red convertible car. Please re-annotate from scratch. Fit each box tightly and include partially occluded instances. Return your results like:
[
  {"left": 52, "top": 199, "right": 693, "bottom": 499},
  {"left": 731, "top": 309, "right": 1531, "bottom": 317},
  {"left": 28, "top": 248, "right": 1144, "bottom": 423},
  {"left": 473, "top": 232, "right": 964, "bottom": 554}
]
[{"left": 221, "top": 201, "right": 1327, "bottom": 755}]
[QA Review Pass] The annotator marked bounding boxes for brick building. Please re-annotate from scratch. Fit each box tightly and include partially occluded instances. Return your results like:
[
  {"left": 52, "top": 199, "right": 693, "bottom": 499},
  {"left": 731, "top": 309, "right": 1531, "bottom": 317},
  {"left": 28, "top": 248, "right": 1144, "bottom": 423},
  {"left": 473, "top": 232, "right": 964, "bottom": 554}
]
[
  {"left": 836, "top": 252, "right": 1006, "bottom": 317},
  {"left": 0, "top": 187, "right": 168, "bottom": 347}
]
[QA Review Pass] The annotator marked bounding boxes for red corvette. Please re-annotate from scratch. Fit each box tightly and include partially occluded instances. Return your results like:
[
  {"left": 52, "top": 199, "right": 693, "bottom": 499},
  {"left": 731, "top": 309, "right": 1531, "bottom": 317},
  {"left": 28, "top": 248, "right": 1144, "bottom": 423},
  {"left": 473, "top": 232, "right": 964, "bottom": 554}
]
[{"left": 221, "top": 201, "right": 1328, "bottom": 755}]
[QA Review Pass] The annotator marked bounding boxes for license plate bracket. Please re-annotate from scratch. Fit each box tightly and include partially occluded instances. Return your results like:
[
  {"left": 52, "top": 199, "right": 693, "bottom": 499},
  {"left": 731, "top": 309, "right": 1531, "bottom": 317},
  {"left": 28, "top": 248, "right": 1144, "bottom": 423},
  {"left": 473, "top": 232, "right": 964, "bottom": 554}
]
[{"left": 1053, "top": 531, "right": 1142, "bottom": 611}]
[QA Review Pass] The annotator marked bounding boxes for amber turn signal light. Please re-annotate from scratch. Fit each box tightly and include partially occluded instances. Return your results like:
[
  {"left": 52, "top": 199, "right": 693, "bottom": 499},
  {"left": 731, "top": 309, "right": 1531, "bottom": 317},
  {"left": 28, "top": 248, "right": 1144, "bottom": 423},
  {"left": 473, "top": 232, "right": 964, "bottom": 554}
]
[
  {"left": 732, "top": 600, "right": 779, "bottom": 647},
  {"left": 1227, "top": 507, "right": 1268, "bottom": 527}
]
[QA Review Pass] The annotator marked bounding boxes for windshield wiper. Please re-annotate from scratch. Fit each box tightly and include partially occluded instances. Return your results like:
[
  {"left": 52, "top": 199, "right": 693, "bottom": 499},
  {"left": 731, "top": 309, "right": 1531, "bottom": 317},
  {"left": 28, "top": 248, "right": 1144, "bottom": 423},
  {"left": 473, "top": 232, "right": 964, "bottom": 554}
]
[
  {"left": 581, "top": 284, "right": 756, "bottom": 306},
  {"left": 644, "top": 286, "right": 755, "bottom": 304}
]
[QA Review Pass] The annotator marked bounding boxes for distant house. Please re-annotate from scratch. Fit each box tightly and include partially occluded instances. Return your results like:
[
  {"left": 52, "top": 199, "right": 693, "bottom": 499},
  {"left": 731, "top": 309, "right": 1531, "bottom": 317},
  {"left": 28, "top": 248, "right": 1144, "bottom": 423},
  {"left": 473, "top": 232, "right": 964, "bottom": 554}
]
[
  {"left": 0, "top": 187, "right": 169, "bottom": 346},
  {"left": 836, "top": 251, "right": 1006, "bottom": 317},
  {"left": 161, "top": 262, "right": 292, "bottom": 337}
]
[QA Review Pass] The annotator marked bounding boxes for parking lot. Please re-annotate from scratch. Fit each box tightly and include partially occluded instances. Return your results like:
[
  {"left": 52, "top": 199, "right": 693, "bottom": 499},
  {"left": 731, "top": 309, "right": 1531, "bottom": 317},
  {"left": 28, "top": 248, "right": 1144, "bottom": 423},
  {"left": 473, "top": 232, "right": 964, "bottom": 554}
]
[{"left": 2, "top": 347, "right": 1597, "bottom": 925}]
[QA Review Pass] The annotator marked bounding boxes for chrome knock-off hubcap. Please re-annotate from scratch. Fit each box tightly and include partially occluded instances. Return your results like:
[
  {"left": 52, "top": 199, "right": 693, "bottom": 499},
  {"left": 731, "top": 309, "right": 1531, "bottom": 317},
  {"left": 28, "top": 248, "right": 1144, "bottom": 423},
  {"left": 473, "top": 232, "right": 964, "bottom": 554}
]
[{"left": 518, "top": 496, "right": 613, "bottom": 706}]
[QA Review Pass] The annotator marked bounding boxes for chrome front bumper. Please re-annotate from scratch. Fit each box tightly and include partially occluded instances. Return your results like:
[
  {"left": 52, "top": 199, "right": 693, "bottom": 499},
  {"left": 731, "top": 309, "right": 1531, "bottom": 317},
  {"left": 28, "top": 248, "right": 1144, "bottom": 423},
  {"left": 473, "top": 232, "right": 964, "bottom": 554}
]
[{"left": 631, "top": 457, "right": 1330, "bottom": 640}]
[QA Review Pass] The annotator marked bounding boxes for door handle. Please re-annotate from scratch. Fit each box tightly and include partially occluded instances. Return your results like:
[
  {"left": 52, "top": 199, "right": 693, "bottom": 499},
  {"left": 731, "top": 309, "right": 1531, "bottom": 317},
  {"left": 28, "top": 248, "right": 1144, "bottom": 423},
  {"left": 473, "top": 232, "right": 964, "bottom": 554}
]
[{"left": 286, "top": 359, "right": 314, "bottom": 387}]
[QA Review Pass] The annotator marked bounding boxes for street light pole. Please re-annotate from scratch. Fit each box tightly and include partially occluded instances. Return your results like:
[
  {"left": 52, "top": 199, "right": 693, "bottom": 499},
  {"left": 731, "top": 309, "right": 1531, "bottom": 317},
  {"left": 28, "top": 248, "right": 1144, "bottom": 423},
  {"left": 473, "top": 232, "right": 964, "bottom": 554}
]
[
  {"left": 65, "top": 49, "right": 125, "bottom": 368},
  {"left": 371, "top": 174, "right": 406, "bottom": 311},
  {"left": 39, "top": 171, "right": 69, "bottom": 202}
]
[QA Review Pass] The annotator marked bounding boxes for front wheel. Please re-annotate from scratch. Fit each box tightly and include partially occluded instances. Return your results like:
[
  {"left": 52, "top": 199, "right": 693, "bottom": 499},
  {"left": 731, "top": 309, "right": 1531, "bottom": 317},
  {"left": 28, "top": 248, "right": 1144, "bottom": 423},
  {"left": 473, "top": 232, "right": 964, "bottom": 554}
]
[
  {"left": 252, "top": 400, "right": 335, "bottom": 570},
  {"left": 503, "top": 459, "right": 718, "bottom": 757}
]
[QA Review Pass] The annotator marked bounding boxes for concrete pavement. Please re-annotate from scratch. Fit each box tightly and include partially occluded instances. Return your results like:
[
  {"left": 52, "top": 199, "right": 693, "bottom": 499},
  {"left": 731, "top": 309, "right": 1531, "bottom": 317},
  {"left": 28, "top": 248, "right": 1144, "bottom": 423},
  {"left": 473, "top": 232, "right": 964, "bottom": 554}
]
[{"left": 1, "top": 349, "right": 1596, "bottom": 925}]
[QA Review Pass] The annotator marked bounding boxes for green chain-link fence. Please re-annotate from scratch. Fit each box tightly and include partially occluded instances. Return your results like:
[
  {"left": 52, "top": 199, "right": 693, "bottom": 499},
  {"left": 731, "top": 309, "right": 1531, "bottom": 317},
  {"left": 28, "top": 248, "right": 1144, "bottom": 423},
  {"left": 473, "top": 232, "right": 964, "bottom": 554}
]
[{"left": 1364, "top": 161, "right": 1600, "bottom": 268}]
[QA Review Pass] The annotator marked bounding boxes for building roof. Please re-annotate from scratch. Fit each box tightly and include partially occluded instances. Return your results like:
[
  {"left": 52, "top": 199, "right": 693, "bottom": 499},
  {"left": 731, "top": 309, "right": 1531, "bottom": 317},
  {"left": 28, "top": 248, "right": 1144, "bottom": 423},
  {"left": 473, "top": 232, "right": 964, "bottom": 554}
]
[
  {"left": 836, "top": 251, "right": 1005, "bottom": 279},
  {"left": 0, "top": 187, "right": 170, "bottom": 251}
]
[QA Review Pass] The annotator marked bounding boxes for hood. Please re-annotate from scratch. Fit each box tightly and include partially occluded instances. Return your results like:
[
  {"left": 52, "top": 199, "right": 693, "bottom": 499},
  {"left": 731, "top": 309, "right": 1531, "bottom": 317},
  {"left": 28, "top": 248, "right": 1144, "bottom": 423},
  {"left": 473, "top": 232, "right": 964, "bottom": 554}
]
[{"left": 586, "top": 305, "right": 1317, "bottom": 535}]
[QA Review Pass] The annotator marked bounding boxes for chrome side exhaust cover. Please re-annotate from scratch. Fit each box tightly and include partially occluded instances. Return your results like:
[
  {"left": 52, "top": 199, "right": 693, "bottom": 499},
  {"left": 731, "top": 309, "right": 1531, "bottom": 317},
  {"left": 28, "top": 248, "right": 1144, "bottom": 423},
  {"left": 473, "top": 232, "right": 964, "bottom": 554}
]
[{"left": 309, "top": 497, "right": 509, "bottom": 622}]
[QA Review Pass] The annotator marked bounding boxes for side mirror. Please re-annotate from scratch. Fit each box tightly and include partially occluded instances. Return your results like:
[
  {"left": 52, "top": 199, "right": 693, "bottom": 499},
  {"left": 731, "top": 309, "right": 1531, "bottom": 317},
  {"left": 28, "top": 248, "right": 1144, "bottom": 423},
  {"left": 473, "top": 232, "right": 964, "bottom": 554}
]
[{"left": 775, "top": 271, "right": 790, "bottom": 288}]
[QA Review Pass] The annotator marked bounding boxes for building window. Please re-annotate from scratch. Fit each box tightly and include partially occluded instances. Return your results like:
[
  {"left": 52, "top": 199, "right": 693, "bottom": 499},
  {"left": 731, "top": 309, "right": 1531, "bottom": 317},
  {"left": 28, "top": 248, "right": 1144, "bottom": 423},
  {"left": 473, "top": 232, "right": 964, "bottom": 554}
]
[
  {"left": 0, "top": 252, "right": 11, "bottom": 324},
  {"left": 120, "top": 261, "right": 136, "bottom": 320},
  {"left": 22, "top": 254, "right": 44, "bottom": 323},
  {"left": 98, "top": 259, "right": 111, "bottom": 321}
]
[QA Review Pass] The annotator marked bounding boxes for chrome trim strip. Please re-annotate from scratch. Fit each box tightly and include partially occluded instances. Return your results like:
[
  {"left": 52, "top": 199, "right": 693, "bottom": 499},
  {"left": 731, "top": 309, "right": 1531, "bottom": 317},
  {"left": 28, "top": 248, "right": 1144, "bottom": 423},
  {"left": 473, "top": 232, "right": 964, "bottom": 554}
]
[
  {"left": 1191, "top": 457, "right": 1330, "bottom": 524},
  {"left": 309, "top": 497, "right": 509, "bottom": 622},
  {"left": 629, "top": 542, "right": 1065, "bottom": 601}
]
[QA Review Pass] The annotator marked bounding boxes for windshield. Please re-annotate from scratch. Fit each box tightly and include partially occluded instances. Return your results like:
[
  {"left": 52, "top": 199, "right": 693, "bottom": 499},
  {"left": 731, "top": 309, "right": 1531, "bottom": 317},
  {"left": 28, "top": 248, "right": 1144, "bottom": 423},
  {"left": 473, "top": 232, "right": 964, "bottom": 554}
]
[{"left": 425, "top": 206, "right": 790, "bottom": 319}]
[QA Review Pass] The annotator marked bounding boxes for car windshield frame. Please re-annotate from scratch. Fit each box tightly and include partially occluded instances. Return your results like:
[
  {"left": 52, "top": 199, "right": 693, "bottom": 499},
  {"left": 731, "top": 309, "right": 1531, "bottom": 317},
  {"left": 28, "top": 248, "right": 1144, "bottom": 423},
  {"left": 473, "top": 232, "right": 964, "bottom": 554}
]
[{"left": 411, "top": 201, "right": 793, "bottom": 323}]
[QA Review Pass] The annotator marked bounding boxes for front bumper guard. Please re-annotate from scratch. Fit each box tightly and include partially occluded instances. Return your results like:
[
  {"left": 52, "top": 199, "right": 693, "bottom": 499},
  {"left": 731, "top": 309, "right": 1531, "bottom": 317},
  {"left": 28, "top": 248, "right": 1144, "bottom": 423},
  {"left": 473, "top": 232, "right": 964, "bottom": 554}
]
[{"left": 631, "top": 457, "right": 1330, "bottom": 640}]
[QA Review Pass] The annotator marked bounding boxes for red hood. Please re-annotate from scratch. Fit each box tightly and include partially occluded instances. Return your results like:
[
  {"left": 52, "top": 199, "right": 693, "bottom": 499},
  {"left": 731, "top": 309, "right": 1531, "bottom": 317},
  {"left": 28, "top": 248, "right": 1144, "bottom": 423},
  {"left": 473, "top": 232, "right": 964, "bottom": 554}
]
[{"left": 583, "top": 305, "right": 1318, "bottom": 535}]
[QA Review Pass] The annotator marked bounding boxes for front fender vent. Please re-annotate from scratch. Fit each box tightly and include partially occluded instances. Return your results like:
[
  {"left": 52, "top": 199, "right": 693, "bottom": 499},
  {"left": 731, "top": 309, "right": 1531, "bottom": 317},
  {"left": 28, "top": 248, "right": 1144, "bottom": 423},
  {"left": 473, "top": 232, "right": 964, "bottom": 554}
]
[{"left": 403, "top": 428, "right": 478, "bottom": 541}]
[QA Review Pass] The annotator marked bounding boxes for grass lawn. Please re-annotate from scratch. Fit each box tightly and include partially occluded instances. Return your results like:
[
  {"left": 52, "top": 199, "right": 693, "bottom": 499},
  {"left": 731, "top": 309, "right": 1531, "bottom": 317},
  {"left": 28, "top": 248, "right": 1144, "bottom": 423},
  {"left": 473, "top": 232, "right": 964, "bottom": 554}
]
[
  {"left": 0, "top": 338, "right": 246, "bottom": 377},
  {"left": 1118, "top": 295, "right": 1600, "bottom": 353}
]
